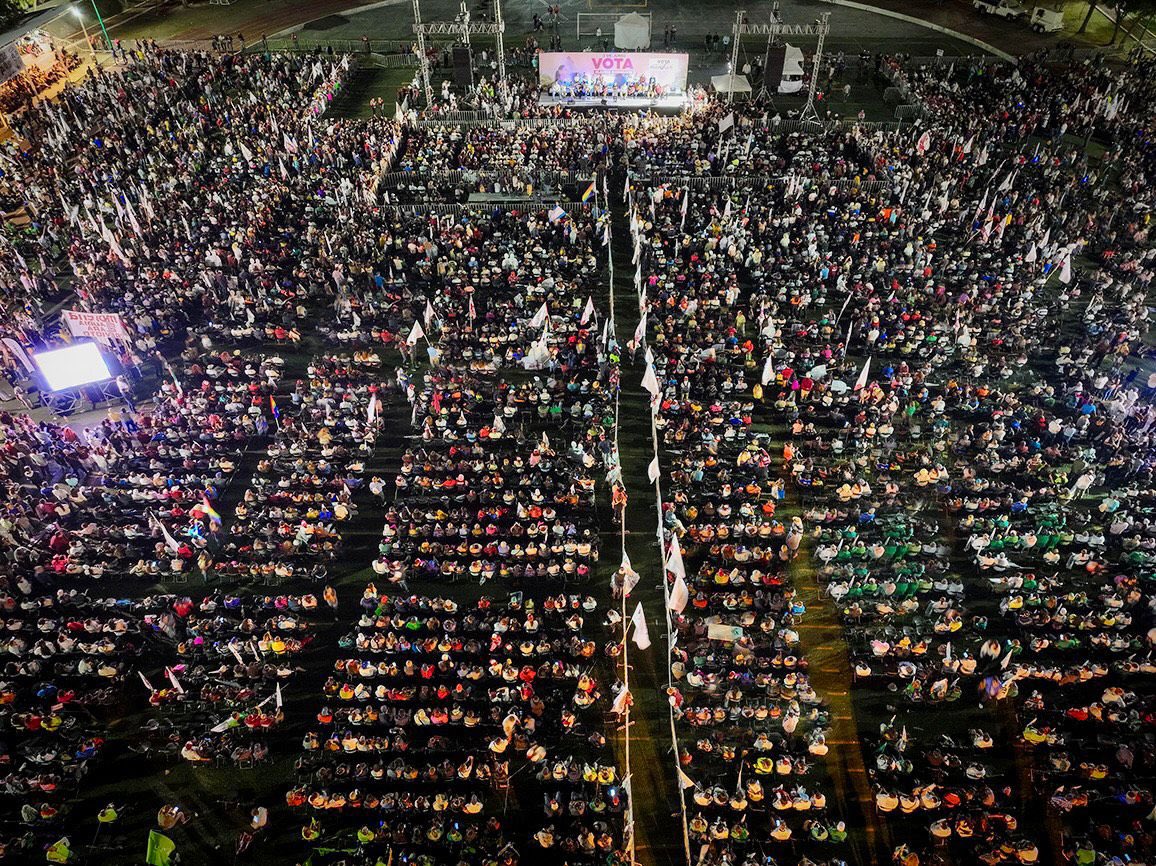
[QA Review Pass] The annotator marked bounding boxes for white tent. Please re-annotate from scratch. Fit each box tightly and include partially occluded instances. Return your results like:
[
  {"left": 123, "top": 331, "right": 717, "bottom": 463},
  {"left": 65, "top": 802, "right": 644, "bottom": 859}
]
[
  {"left": 614, "top": 13, "right": 651, "bottom": 50},
  {"left": 778, "top": 43, "right": 805, "bottom": 94},
  {"left": 710, "top": 74, "right": 751, "bottom": 96}
]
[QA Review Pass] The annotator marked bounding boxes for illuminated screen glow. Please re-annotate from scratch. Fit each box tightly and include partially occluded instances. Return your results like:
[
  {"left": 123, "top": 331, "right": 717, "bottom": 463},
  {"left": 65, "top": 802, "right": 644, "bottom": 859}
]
[{"left": 33, "top": 343, "right": 113, "bottom": 391}]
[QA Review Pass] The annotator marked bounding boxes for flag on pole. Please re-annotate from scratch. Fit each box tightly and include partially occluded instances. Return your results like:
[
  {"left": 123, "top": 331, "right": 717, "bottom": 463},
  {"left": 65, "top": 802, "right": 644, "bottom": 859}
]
[
  {"left": 581, "top": 296, "right": 595, "bottom": 326},
  {"left": 633, "top": 313, "right": 647, "bottom": 346},
  {"left": 150, "top": 514, "right": 182, "bottom": 554},
  {"left": 1058, "top": 255, "right": 1073, "bottom": 284},
  {"left": 677, "top": 768, "right": 696, "bottom": 790},
  {"left": 581, "top": 180, "right": 596, "bottom": 202},
  {"left": 269, "top": 395, "right": 281, "bottom": 419},
  {"left": 407, "top": 320, "right": 425, "bottom": 345},
  {"left": 630, "top": 602, "right": 651, "bottom": 650},
  {"left": 530, "top": 302, "right": 549, "bottom": 329},
  {"left": 548, "top": 205, "right": 567, "bottom": 222},
  {"left": 200, "top": 495, "right": 221, "bottom": 528},
  {"left": 761, "top": 355, "right": 775, "bottom": 386},
  {"left": 139, "top": 671, "right": 156, "bottom": 692},
  {"left": 468, "top": 296, "right": 476, "bottom": 321},
  {"left": 853, "top": 356, "right": 872, "bottom": 392},
  {"left": 611, "top": 685, "right": 632, "bottom": 715},
  {"left": 46, "top": 838, "right": 72, "bottom": 865},
  {"left": 145, "top": 831, "right": 176, "bottom": 866},
  {"left": 367, "top": 393, "right": 379, "bottom": 423},
  {"left": 916, "top": 131, "right": 931, "bottom": 154},
  {"left": 275, "top": 683, "right": 283, "bottom": 710},
  {"left": 424, "top": 299, "right": 435, "bottom": 327},
  {"left": 620, "top": 550, "right": 640, "bottom": 596},
  {"left": 667, "top": 538, "right": 686, "bottom": 579},
  {"left": 647, "top": 456, "right": 660, "bottom": 483},
  {"left": 718, "top": 112, "right": 735, "bottom": 133},
  {"left": 669, "top": 573, "right": 689, "bottom": 614},
  {"left": 165, "top": 667, "right": 185, "bottom": 694},
  {"left": 641, "top": 363, "right": 661, "bottom": 406}
]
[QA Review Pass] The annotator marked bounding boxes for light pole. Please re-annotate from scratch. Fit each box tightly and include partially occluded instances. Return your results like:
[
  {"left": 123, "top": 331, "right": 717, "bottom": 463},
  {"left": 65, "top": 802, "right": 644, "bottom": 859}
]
[
  {"left": 83, "top": 0, "right": 114, "bottom": 52},
  {"left": 71, "top": 6, "right": 98, "bottom": 64}
]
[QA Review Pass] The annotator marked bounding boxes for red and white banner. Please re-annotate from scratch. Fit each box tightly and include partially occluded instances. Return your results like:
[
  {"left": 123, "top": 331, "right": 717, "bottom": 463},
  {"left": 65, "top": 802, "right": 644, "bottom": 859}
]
[
  {"left": 538, "top": 52, "right": 689, "bottom": 92},
  {"left": 62, "top": 309, "right": 130, "bottom": 344}
]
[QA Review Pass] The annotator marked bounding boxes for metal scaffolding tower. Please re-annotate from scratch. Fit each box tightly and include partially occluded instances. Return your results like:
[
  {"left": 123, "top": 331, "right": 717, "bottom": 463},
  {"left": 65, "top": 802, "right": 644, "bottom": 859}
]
[
  {"left": 411, "top": 0, "right": 508, "bottom": 109},
  {"left": 729, "top": 9, "right": 830, "bottom": 120}
]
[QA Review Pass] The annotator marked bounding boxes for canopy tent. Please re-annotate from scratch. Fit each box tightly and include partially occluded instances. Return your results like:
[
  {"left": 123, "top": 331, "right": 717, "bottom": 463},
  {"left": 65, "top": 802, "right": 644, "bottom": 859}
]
[
  {"left": 710, "top": 74, "right": 751, "bottom": 96},
  {"left": 614, "top": 13, "right": 651, "bottom": 50},
  {"left": 778, "top": 44, "right": 805, "bottom": 94}
]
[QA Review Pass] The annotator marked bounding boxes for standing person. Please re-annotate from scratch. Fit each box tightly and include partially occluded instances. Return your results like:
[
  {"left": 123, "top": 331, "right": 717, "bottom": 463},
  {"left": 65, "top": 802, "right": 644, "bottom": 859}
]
[{"left": 115, "top": 375, "right": 136, "bottom": 413}]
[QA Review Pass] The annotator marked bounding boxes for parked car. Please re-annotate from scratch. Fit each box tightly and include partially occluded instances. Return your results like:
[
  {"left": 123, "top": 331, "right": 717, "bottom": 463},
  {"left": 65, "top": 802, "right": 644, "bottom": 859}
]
[
  {"left": 973, "top": 0, "right": 1028, "bottom": 19},
  {"left": 1029, "top": 6, "right": 1064, "bottom": 32}
]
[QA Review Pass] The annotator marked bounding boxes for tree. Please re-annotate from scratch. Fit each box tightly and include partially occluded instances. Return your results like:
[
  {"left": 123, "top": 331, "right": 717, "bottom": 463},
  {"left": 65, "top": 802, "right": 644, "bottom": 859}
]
[
  {"left": 1078, "top": 1, "right": 1099, "bottom": 33},
  {"left": 1107, "top": 1, "right": 1126, "bottom": 43},
  {"left": 0, "top": 0, "right": 24, "bottom": 32},
  {"left": 1117, "top": 0, "right": 1156, "bottom": 45}
]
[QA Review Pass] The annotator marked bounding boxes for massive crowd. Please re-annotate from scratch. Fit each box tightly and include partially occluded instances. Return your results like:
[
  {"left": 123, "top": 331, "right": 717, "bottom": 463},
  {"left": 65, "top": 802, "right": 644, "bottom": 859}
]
[{"left": 0, "top": 29, "right": 1151, "bottom": 866}]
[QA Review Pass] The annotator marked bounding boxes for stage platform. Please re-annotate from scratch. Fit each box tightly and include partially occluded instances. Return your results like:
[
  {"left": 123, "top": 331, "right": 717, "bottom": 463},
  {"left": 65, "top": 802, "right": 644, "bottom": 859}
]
[{"left": 537, "top": 93, "right": 689, "bottom": 111}]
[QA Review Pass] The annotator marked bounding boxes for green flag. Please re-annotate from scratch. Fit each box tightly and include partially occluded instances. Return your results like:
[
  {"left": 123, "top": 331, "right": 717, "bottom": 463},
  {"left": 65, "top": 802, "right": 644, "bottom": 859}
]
[
  {"left": 146, "top": 831, "right": 176, "bottom": 866},
  {"left": 45, "top": 837, "right": 70, "bottom": 863}
]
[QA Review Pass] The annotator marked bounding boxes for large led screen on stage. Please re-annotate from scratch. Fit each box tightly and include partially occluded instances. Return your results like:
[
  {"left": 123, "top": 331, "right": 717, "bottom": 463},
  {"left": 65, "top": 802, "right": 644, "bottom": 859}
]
[{"left": 538, "top": 52, "right": 689, "bottom": 93}]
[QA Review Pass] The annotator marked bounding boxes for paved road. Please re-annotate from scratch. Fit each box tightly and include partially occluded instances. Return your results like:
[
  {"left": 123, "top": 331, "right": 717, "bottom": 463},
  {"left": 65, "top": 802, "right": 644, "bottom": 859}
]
[{"left": 56, "top": 0, "right": 1106, "bottom": 57}]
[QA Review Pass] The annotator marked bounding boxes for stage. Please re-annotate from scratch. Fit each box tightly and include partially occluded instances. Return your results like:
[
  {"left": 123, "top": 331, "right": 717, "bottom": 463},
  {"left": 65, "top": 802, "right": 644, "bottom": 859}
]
[{"left": 537, "top": 93, "right": 689, "bottom": 111}]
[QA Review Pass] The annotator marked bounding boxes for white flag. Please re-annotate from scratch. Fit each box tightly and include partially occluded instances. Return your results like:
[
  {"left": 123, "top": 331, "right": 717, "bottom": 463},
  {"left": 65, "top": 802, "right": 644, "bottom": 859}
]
[
  {"left": 530, "top": 302, "right": 549, "bottom": 329},
  {"left": 239, "top": 141, "right": 254, "bottom": 163},
  {"left": 275, "top": 683, "right": 283, "bottom": 709},
  {"left": 407, "top": 320, "right": 425, "bottom": 345},
  {"left": 620, "top": 550, "right": 640, "bottom": 596},
  {"left": 150, "top": 514, "right": 182, "bottom": 554},
  {"left": 633, "top": 314, "right": 647, "bottom": 346},
  {"left": 669, "top": 573, "right": 689, "bottom": 614},
  {"left": 641, "top": 364, "right": 661, "bottom": 400},
  {"left": 718, "top": 112, "right": 735, "bottom": 134},
  {"left": 424, "top": 299, "right": 435, "bottom": 327},
  {"left": 1058, "top": 256, "right": 1072, "bottom": 284},
  {"left": 611, "top": 685, "right": 632, "bottom": 715},
  {"left": 139, "top": 671, "right": 156, "bottom": 692},
  {"left": 1025, "top": 243, "right": 1038, "bottom": 263},
  {"left": 630, "top": 602, "right": 651, "bottom": 650},
  {"left": 581, "top": 296, "right": 595, "bottom": 326},
  {"left": 761, "top": 355, "right": 775, "bottom": 386},
  {"left": 647, "top": 456, "right": 660, "bottom": 483},
  {"left": 367, "top": 393, "right": 379, "bottom": 423},
  {"left": 165, "top": 666, "right": 185, "bottom": 694},
  {"left": 677, "top": 768, "right": 696, "bottom": 790},
  {"left": 667, "top": 538, "right": 686, "bottom": 579},
  {"left": 854, "top": 356, "right": 872, "bottom": 392}
]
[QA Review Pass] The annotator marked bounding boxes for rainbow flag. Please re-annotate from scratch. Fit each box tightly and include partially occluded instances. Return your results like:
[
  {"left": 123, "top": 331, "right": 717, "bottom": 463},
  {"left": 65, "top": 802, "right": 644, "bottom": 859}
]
[
  {"left": 201, "top": 495, "right": 222, "bottom": 527},
  {"left": 581, "top": 180, "right": 596, "bottom": 203},
  {"left": 269, "top": 395, "right": 280, "bottom": 419}
]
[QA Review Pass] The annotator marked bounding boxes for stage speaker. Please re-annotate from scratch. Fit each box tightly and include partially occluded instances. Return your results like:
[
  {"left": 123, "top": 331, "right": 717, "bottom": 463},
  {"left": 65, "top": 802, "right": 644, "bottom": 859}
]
[
  {"left": 453, "top": 46, "right": 474, "bottom": 87},
  {"left": 764, "top": 45, "right": 787, "bottom": 85}
]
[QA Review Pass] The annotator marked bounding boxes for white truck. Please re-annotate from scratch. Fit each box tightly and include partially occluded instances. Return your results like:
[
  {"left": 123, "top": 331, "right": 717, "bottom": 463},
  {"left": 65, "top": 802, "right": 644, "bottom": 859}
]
[
  {"left": 1028, "top": 6, "right": 1064, "bottom": 32},
  {"left": 973, "top": 0, "right": 1028, "bottom": 19}
]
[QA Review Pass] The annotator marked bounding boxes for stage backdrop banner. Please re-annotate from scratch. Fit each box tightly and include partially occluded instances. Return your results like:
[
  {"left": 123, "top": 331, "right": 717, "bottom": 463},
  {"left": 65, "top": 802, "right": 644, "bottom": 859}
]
[
  {"left": 539, "top": 52, "right": 688, "bottom": 92},
  {"left": 62, "top": 309, "right": 130, "bottom": 344}
]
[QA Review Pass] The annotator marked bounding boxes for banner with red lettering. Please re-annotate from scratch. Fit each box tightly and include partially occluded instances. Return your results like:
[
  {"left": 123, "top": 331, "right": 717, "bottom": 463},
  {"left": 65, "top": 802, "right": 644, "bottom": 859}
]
[
  {"left": 61, "top": 309, "right": 130, "bottom": 344},
  {"left": 538, "top": 52, "right": 688, "bottom": 93}
]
